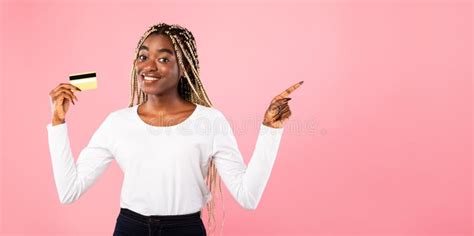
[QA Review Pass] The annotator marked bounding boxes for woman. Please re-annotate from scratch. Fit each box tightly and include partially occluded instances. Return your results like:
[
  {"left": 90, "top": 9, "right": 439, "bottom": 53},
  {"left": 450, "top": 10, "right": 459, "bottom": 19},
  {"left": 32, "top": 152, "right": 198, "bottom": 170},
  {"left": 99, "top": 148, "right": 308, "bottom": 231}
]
[{"left": 47, "top": 23, "right": 303, "bottom": 236}]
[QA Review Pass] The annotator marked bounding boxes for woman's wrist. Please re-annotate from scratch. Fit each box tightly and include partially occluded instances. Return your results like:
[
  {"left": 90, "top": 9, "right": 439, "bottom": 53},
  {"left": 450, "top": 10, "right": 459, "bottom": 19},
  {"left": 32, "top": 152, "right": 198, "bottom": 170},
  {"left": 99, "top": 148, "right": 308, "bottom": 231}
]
[
  {"left": 262, "top": 121, "right": 281, "bottom": 129},
  {"left": 52, "top": 116, "right": 65, "bottom": 126}
]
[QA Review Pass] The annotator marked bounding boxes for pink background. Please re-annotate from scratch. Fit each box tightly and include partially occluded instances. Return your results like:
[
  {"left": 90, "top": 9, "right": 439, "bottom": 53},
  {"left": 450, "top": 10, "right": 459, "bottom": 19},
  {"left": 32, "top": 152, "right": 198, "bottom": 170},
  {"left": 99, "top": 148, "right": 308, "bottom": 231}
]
[{"left": 0, "top": 0, "right": 471, "bottom": 235}]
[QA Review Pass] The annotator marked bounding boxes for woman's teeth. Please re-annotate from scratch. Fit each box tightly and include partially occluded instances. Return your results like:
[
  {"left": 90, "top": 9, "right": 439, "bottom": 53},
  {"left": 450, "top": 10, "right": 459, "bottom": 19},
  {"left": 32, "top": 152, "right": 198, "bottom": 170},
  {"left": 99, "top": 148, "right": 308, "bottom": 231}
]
[{"left": 144, "top": 76, "right": 159, "bottom": 81}]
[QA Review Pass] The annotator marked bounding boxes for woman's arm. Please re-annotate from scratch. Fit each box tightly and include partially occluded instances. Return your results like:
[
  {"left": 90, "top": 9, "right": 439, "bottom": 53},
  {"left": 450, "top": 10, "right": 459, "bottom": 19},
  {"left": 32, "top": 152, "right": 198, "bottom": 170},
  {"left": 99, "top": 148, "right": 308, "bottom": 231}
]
[
  {"left": 211, "top": 81, "right": 302, "bottom": 210},
  {"left": 211, "top": 111, "right": 284, "bottom": 210},
  {"left": 46, "top": 113, "right": 115, "bottom": 204}
]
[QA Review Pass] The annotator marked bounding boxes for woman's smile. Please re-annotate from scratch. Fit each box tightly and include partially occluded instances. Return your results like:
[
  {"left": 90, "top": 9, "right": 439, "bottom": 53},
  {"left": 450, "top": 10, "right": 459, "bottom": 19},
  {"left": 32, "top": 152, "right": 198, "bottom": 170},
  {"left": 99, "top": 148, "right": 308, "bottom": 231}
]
[
  {"left": 143, "top": 76, "right": 161, "bottom": 81},
  {"left": 139, "top": 75, "right": 162, "bottom": 84}
]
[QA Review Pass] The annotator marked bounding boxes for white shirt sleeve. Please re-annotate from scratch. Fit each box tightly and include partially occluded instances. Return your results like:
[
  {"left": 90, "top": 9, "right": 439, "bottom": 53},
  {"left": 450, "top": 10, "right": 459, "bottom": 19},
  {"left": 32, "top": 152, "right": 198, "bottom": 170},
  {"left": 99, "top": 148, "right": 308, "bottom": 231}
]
[
  {"left": 211, "top": 111, "right": 284, "bottom": 210},
  {"left": 46, "top": 114, "right": 114, "bottom": 204}
]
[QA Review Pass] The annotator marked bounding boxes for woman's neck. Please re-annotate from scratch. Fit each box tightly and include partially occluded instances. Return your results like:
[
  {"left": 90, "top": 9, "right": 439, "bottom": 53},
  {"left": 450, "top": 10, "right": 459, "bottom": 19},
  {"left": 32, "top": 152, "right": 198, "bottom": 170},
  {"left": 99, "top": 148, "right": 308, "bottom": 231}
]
[{"left": 142, "top": 93, "right": 189, "bottom": 115}]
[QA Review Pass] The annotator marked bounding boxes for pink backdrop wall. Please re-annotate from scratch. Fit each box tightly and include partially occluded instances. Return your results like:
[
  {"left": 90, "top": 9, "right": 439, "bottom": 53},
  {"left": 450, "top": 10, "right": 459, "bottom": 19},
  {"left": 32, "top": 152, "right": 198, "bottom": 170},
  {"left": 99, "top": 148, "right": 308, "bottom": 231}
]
[{"left": 0, "top": 0, "right": 471, "bottom": 235}]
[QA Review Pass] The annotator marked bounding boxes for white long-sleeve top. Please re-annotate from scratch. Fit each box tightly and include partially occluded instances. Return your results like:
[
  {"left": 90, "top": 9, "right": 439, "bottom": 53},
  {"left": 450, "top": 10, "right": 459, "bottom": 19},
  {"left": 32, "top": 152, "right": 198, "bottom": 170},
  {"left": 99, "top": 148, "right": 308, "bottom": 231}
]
[{"left": 46, "top": 103, "right": 284, "bottom": 216}]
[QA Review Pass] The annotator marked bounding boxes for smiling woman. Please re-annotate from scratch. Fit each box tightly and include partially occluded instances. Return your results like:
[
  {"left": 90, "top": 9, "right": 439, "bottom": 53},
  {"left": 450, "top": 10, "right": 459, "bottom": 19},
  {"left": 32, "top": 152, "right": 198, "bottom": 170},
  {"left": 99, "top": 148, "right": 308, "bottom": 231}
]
[
  {"left": 134, "top": 35, "right": 181, "bottom": 95},
  {"left": 47, "top": 22, "right": 298, "bottom": 236},
  {"left": 129, "top": 23, "right": 213, "bottom": 108},
  {"left": 126, "top": 23, "right": 221, "bottom": 235}
]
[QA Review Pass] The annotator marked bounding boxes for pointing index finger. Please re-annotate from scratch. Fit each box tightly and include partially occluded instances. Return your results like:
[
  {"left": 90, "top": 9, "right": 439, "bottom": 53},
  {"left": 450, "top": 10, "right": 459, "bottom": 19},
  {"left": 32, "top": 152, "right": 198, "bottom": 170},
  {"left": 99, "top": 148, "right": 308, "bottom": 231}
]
[{"left": 273, "top": 81, "right": 304, "bottom": 101}]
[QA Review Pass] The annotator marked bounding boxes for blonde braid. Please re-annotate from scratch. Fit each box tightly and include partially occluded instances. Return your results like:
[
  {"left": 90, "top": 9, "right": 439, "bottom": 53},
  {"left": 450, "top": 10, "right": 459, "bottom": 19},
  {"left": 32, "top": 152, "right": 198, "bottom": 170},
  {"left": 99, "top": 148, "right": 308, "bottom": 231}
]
[
  {"left": 128, "top": 23, "right": 224, "bottom": 236},
  {"left": 172, "top": 35, "right": 213, "bottom": 106},
  {"left": 168, "top": 35, "right": 203, "bottom": 102}
]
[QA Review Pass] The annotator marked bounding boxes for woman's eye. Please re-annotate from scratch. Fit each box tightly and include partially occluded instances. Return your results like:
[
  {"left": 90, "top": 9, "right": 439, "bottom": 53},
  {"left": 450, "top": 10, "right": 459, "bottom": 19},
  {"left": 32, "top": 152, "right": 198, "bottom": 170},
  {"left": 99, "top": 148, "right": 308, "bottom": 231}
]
[
  {"left": 137, "top": 55, "right": 147, "bottom": 61},
  {"left": 137, "top": 55, "right": 168, "bottom": 63}
]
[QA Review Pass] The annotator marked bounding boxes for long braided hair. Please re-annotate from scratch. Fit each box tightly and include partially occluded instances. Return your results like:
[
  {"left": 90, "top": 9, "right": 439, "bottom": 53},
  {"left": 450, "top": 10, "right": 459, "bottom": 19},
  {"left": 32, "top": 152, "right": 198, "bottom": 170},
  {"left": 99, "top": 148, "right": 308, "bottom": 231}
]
[{"left": 128, "top": 23, "right": 224, "bottom": 234}]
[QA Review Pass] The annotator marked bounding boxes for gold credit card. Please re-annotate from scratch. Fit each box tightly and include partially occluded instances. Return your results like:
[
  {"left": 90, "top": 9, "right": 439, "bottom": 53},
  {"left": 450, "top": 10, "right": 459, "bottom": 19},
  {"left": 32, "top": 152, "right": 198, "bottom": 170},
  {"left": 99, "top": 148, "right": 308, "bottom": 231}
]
[{"left": 69, "top": 71, "right": 97, "bottom": 90}]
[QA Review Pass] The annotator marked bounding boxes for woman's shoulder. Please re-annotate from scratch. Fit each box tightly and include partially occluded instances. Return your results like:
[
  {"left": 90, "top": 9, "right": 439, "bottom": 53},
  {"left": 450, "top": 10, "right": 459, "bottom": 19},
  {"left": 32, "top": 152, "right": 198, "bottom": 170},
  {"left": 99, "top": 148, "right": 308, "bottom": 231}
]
[
  {"left": 110, "top": 105, "right": 136, "bottom": 116},
  {"left": 196, "top": 103, "right": 227, "bottom": 120},
  {"left": 100, "top": 105, "right": 137, "bottom": 124}
]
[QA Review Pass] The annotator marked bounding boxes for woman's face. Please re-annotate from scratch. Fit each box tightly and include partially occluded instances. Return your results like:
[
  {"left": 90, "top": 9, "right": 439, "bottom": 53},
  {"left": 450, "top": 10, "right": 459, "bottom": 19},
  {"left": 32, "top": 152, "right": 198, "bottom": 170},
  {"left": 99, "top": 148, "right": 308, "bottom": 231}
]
[{"left": 134, "top": 34, "right": 182, "bottom": 96}]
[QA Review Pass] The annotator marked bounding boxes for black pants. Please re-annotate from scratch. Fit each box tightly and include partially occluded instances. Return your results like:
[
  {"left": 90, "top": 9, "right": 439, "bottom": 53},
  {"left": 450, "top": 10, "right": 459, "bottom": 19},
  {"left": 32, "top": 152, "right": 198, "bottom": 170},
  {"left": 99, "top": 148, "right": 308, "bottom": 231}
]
[{"left": 113, "top": 208, "right": 207, "bottom": 236}]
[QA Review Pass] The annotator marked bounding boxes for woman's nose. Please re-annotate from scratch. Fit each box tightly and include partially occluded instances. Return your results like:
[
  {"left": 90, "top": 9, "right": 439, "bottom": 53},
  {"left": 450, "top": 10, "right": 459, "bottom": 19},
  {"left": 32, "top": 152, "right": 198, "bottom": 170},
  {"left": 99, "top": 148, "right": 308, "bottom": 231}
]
[{"left": 142, "top": 59, "right": 158, "bottom": 71}]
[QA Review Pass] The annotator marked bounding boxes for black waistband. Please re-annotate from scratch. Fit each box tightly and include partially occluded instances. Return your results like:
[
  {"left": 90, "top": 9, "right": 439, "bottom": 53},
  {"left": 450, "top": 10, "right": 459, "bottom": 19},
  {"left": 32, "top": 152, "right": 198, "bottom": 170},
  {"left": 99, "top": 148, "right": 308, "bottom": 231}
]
[{"left": 119, "top": 208, "right": 201, "bottom": 223}]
